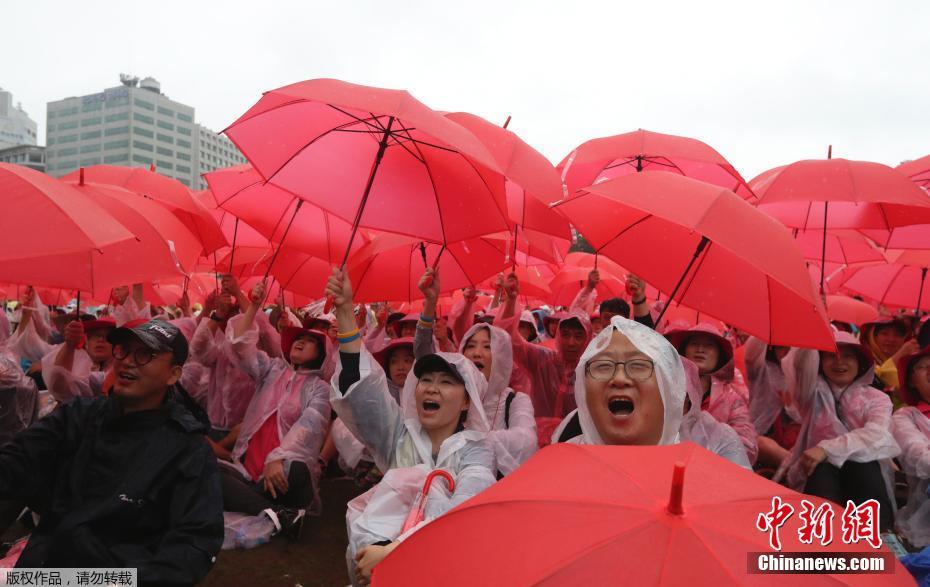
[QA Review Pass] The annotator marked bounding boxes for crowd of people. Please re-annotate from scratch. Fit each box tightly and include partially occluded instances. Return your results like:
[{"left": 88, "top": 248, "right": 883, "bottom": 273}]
[{"left": 0, "top": 261, "right": 929, "bottom": 585}]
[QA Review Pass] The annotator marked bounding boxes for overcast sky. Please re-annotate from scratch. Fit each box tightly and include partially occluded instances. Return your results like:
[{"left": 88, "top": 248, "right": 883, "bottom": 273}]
[{"left": 4, "top": 0, "right": 928, "bottom": 179}]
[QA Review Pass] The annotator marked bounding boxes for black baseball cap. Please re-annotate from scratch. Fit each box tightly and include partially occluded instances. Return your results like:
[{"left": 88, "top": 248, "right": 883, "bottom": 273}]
[
  {"left": 413, "top": 354, "right": 464, "bottom": 383},
  {"left": 108, "top": 319, "right": 189, "bottom": 365}
]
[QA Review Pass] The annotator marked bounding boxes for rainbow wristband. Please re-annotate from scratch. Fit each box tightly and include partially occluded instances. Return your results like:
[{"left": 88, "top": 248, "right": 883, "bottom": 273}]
[
  {"left": 419, "top": 314, "right": 435, "bottom": 323},
  {"left": 338, "top": 332, "right": 361, "bottom": 344}
]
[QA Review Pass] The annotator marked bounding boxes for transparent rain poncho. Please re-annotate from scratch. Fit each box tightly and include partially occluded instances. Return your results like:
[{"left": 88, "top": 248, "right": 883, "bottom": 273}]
[
  {"left": 7, "top": 292, "right": 52, "bottom": 364},
  {"left": 892, "top": 406, "right": 930, "bottom": 548},
  {"left": 0, "top": 347, "right": 38, "bottom": 444}
]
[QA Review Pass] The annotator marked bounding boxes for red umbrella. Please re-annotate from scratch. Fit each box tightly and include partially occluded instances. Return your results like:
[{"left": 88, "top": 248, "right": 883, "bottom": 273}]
[
  {"left": 825, "top": 295, "right": 879, "bottom": 326},
  {"left": 860, "top": 224, "right": 930, "bottom": 250},
  {"left": 347, "top": 233, "right": 508, "bottom": 303},
  {"left": 548, "top": 266, "right": 626, "bottom": 308},
  {"left": 552, "top": 172, "right": 835, "bottom": 350},
  {"left": 224, "top": 78, "right": 509, "bottom": 247},
  {"left": 0, "top": 163, "right": 133, "bottom": 263},
  {"left": 0, "top": 180, "right": 200, "bottom": 293},
  {"left": 62, "top": 165, "right": 227, "bottom": 256},
  {"left": 557, "top": 129, "right": 755, "bottom": 202},
  {"left": 204, "top": 163, "right": 364, "bottom": 266},
  {"left": 840, "top": 250, "right": 930, "bottom": 312},
  {"left": 374, "top": 443, "right": 909, "bottom": 586},
  {"left": 754, "top": 154, "right": 930, "bottom": 294},
  {"left": 794, "top": 231, "right": 885, "bottom": 268},
  {"left": 897, "top": 154, "right": 930, "bottom": 190}
]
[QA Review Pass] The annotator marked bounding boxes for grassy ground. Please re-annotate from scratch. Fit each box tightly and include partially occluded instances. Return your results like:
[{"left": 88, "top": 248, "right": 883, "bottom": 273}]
[{"left": 201, "top": 477, "right": 364, "bottom": 587}]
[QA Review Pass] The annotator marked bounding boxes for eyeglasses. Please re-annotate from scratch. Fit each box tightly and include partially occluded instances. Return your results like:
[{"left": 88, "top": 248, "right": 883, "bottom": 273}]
[
  {"left": 585, "top": 358, "right": 655, "bottom": 382},
  {"left": 112, "top": 343, "right": 161, "bottom": 367}
]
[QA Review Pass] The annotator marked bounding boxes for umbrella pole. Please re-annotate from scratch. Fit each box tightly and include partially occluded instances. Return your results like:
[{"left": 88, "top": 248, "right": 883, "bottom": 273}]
[
  {"left": 917, "top": 267, "right": 928, "bottom": 315},
  {"left": 655, "top": 236, "right": 711, "bottom": 327},
  {"left": 262, "top": 200, "right": 304, "bottom": 279},
  {"left": 324, "top": 116, "right": 397, "bottom": 312},
  {"left": 228, "top": 218, "right": 240, "bottom": 274},
  {"left": 820, "top": 202, "right": 829, "bottom": 295},
  {"left": 76, "top": 290, "right": 81, "bottom": 318}
]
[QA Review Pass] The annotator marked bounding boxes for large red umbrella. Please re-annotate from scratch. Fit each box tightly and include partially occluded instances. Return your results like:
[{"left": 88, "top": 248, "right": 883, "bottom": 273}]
[
  {"left": 840, "top": 250, "right": 930, "bottom": 312},
  {"left": 794, "top": 230, "right": 885, "bottom": 268},
  {"left": 224, "top": 79, "right": 510, "bottom": 250},
  {"left": 0, "top": 163, "right": 133, "bottom": 263},
  {"left": 553, "top": 172, "right": 835, "bottom": 350},
  {"left": 62, "top": 165, "right": 227, "bottom": 255},
  {"left": 347, "top": 233, "right": 508, "bottom": 303},
  {"left": 0, "top": 180, "right": 200, "bottom": 292},
  {"left": 754, "top": 155, "right": 930, "bottom": 294},
  {"left": 557, "top": 129, "right": 755, "bottom": 202},
  {"left": 897, "top": 154, "right": 930, "bottom": 190},
  {"left": 374, "top": 443, "right": 908, "bottom": 586},
  {"left": 860, "top": 224, "right": 930, "bottom": 250}
]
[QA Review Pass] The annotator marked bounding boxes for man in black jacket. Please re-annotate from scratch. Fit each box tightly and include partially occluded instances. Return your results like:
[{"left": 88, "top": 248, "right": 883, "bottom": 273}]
[{"left": 0, "top": 319, "right": 223, "bottom": 586}]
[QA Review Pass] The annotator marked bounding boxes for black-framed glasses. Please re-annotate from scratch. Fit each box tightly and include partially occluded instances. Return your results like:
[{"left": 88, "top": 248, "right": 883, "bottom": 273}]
[
  {"left": 585, "top": 358, "right": 655, "bottom": 382},
  {"left": 112, "top": 343, "right": 160, "bottom": 367}
]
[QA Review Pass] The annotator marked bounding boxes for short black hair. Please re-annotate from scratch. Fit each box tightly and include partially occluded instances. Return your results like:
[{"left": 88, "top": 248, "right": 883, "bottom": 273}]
[
  {"left": 873, "top": 320, "right": 909, "bottom": 338},
  {"left": 599, "top": 298, "right": 630, "bottom": 319},
  {"left": 558, "top": 317, "right": 586, "bottom": 334}
]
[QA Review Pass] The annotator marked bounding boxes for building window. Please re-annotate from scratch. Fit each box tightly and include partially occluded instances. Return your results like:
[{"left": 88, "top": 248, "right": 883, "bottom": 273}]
[
  {"left": 178, "top": 177, "right": 191, "bottom": 186},
  {"left": 156, "top": 160, "right": 173, "bottom": 170},
  {"left": 157, "top": 120, "right": 174, "bottom": 131},
  {"left": 57, "top": 120, "right": 79, "bottom": 131},
  {"left": 133, "top": 140, "right": 153, "bottom": 152},
  {"left": 80, "top": 156, "right": 101, "bottom": 166},
  {"left": 177, "top": 113, "right": 193, "bottom": 123},
  {"left": 82, "top": 117, "right": 102, "bottom": 127},
  {"left": 47, "top": 137, "right": 55, "bottom": 146},
  {"left": 57, "top": 106, "right": 79, "bottom": 117},
  {"left": 156, "top": 133, "right": 174, "bottom": 144},
  {"left": 106, "top": 95, "right": 129, "bottom": 108},
  {"left": 46, "top": 124, "right": 56, "bottom": 132},
  {"left": 105, "top": 112, "right": 129, "bottom": 123},
  {"left": 81, "top": 144, "right": 102, "bottom": 153},
  {"left": 134, "top": 98, "right": 155, "bottom": 111},
  {"left": 156, "top": 146, "right": 173, "bottom": 157},
  {"left": 80, "top": 130, "right": 102, "bottom": 140},
  {"left": 57, "top": 147, "right": 78, "bottom": 157},
  {"left": 133, "top": 113, "right": 154, "bottom": 125},
  {"left": 135, "top": 128, "right": 154, "bottom": 138},
  {"left": 82, "top": 101, "right": 102, "bottom": 112},
  {"left": 104, "top": 126, "right": 129, "bottom": 136},
  {"left": 177, "top": 139, "right": 191, "bottom": 149},
  {"left": 58, "top": 134, "right": 79, "bottom": 144},
  {"left": 48, "top": 111, "right": 57, "bottom": 119},
  {"left": 132, "top": 154, "right": 152, "bottom": 164},
  {"left": 104, "top": 139, "right": 129, "bottom": 150},
  {"left": 157, "top": 106, "right": 174, "bottom": 117},
  {"left": 177, "top": 126, "right": 192, "bottom": 136},
  {"left": 105, "top": 153, "right": 130, "bottom": 164},
  {"left": 177, "top": 164, "right": 191, "bottom": 174},
  {"left": 177, "top": 152, "right": 191, "bottom": 161}
]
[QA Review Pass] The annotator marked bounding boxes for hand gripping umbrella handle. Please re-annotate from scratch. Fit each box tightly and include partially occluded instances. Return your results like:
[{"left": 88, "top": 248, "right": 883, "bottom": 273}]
[{"left": 400, "top": 470, "right": 455, "bottom": 534}]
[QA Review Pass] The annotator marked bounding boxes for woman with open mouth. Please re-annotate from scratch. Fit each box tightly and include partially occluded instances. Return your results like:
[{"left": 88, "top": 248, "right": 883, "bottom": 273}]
[
  {"left": 774, "top": 330, "right": 899, "bottom": 531},
  {"left": 552, "top": 314, "right": 686, "bottom": 447},
  {"left": 414, "top": 267, "right": 537, "bottom": 478},
  {"left": 325, "top": 268, "right": 495, "bottom": 585}
]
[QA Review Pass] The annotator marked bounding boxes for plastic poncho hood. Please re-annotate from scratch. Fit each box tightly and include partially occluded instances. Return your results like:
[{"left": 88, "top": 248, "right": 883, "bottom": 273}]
[
  {"left": 572, "top": 315, "right": 686, "bottom": 445},
  {"left": 459, "top": 323, "right": 514, "bottom": 422},
  {"left": 401, "top": 351, "right": 491, "bottom": 435}
]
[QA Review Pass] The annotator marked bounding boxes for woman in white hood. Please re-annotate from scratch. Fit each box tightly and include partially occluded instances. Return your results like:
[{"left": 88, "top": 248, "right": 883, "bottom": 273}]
[
  {"left": 325, "top": 269, "right": 496, "bottom": 584},
  {"left": 414, "top": 268, "right": 537, "bottom": 477},
  {"left": 553, "top": 315, "right": 686, "bottom": 446}
]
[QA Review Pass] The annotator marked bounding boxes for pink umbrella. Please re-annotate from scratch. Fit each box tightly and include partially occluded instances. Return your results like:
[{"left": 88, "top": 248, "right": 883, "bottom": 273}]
[
  {"left": 897, "top": 154, "right": 930, "bottom": 190},
  {"left": 793, "top": 230, "right": 885, "bottom": 268},
  {"left": 840, "top": 250, "right": 930, "bottom": 312},
  {"left": 825, "top": 295, "right": 879, "bottom": 326},
  {"left": 860, "top": 224, "right": 930, "bottom": 250}
]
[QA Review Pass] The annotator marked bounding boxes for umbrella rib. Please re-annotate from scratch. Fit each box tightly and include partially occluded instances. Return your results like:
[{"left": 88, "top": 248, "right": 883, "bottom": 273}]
[
  {"left": 456, "top": 152, "right": 513, "bottom": 235},
  {"left": 591, "top": 213, "right": 653, "bottom": 256},
  {"left": 326, "top": 105, "right": 390, "bottom": 133},
  {"left": 386, "top": 127, "right": 427, "bottom": 164},
  {"left": 403, "top": 133, "right": 450, "bottom": 244},
  {"left": 672, "top": 240, "right": 712, "bottom": 306}
]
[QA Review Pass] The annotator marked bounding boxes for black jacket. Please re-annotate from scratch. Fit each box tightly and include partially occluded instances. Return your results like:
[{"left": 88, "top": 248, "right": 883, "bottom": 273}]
[{"left": 0, "top": 390, "right": 224, "bottom": 587}]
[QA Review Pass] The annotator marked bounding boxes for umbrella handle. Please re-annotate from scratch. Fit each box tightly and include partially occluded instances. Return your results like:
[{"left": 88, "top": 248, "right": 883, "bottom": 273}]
[{"left": 400, "top": 470, "right": 455, "bottom": 534}]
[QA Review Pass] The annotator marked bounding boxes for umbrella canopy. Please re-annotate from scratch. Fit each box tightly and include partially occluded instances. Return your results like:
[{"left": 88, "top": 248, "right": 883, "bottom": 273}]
[
  {"left": 553, "top": 172, "right": 834, "bottom": 350},
  {"left": 548, "top": 266, "right": 627, "bottom": 308},
  {"left": 794, "top": 231, "right": 885, "bottom": 268},
  {"left": 860, "top": 225, "right": 930, "bottom": 250},
  {"left": 0, "top": 182, "right": 200, "bottom": 292},
  {"left": 825, "top": 295, "right": 879, "bottom": 326},
  {"left": 754, "top": 158, "right": 930, "bottom": 230},
  {"left": 347, "top": 233, "right": 508, "bottom": 303},
  {"left": 557, "top": 129, "right": 754, "bottom": 202},
  {"left": 897, "top": 154, "right": 930, "bottom": 190},
  {"left": 840, "top": 250, "right": 930, "bottom": 312},
  {"left": 62, "top": 165, "right": 227, "bottom": 255},
  {"left": 0, "top": 163, "right": 134, "bottom": 263},
  {"left": 224, "top": 78, "right": 510, "bottom": 247},
  {"left": 204, "top": 163, "right": 364, "bottom": 264},
  {"left": 374, "top": 443, "right": 908, "bottom": 586}
]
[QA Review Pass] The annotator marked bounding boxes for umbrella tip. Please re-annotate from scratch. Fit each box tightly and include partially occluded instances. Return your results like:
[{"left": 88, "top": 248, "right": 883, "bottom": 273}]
[
  {"left": 502, "top": 115, "right": 512, "bottom": 129},
  {"left": 667, "top": 461, "right": 686, "bottom": 516},
  {"left": 827, "top": 145, "right": 833, "bottom": 159},
  {"left": 79, "top": 167, "right": 84, "bottom": 186},
  {"left": 150, "top": 162, "right": 156, "bottom": 172}
]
